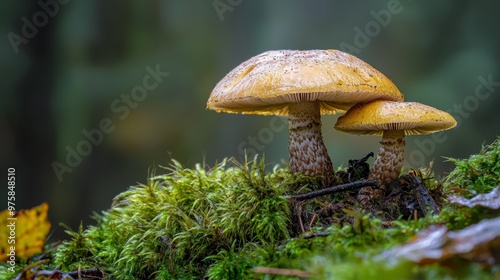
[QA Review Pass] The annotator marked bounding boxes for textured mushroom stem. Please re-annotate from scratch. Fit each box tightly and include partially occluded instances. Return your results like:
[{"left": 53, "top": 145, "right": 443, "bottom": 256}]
[
  {"left": 358, "top": 130, "right": 405, "bottom": 201},
  {"left": 288, "top": 102, "right": 334, "bottom": 184}
]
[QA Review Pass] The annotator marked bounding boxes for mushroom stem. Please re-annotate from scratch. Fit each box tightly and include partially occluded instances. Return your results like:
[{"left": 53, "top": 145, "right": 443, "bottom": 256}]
[
  {"left": 359, "top": 130, "right": 405, "bottom": 200},
  {"left": 370, "top": 130, "right": 406, "bottom": 186},
  {"left": 288, "top": 101, "right": 334, "bottom": 183}
]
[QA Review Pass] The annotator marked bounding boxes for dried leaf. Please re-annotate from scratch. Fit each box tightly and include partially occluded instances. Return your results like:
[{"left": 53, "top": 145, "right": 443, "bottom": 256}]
[
  {"left": 0, "top": 203, "right": 51, "bottom": 261},
  {"left": 449, "top": 186, "right": 500, "bottom": 209},
  {"left": 381, "top": 217, "right": 500, "bottom": 267}
]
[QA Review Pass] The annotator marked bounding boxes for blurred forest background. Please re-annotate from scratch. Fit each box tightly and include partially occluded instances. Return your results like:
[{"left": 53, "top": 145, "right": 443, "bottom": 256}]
[{"left": 1, "top": 1, "right": 499, "bottom": 240}]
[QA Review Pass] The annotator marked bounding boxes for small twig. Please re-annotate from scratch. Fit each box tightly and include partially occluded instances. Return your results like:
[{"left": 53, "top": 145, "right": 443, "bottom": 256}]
[
  {"left": 292, "top": 180, "right": 379, "bottom": 201},
  {"left": 382, "top": 221, "right": 394, "bottom": 227},
  {"left": 307, "top": 214, "right": 317, "bottom": 231},
  {"left": 22, "top": 259, "right": 51, "bottom": 271},
  {"left": 360, "top": 152, "right": 374, "bottom": 162},
  {"left": 252, "top": 267, "right": 313, "bottom": 278},
  {"left": 298, "top": 203, "right": 305, "bottom": 233},
  {"left": 302, "top": 232, "right": 331, "bottom": 239},
  {"left": 66, "top": 268, "right": 104, "bottom": 279}
]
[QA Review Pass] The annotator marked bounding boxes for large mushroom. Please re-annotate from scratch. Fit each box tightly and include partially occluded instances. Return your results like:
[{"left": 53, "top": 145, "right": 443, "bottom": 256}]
[
  {"left": 335, "top": 100, "right": 457, "bottom": 199},
  {"left": 208, "top": 49, "right": 403, "bottom": 184}
]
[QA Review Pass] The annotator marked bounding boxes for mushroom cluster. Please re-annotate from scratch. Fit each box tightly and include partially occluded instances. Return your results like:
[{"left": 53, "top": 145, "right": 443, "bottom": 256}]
[
  {"left": 207, "top": 49, "right": 457, "bottom": 202},
  {"left": 207, "top": 49, "right": 403, "bottom": 184}
]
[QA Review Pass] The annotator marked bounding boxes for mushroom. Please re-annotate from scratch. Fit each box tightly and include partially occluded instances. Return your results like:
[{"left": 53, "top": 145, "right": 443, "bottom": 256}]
[
  {"left": 207, "top": 49, "right": 403, "bottom": 184},
  {"left": 334, "top": 100, "right": 457, "bottom": 199}
]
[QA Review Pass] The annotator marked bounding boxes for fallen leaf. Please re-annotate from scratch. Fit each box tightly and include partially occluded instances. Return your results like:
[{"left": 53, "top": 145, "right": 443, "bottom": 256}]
[
  {"left": 380, "top": 217, "right": 500, "bottom": 267},
  {"left": 0, "top": 203, "right": 51, "bottom": 261},
  {"left": 448, "top": 186, "right": 500, "bottom": 209}
]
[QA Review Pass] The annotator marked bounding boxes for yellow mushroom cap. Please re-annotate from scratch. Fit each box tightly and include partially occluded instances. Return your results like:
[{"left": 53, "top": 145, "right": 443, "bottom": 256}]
[
  {"left": 207, "top": 49, "right": 404, "bottom": 116},
  {"left": 335, "top": 100, "right": 458, "bottom": 136}
]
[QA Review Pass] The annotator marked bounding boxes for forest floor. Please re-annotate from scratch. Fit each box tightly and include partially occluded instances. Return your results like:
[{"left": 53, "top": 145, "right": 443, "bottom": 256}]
[{"left": 2, "top": 137, "right": 500, "bottom": 280}]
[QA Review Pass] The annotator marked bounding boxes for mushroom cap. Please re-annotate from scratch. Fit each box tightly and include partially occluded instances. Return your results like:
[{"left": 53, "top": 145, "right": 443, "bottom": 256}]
[
  {"left": 207, "top": 49, "right": 404, "bottom": 116},
  {"left": 335, "top": 100, "right": 457, "bottom": 136}
]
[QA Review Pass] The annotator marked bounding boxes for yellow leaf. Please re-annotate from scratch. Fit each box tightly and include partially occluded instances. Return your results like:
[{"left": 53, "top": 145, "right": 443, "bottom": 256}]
[{"left": 0, "top": 203, "right": 51, "bottom": 261}]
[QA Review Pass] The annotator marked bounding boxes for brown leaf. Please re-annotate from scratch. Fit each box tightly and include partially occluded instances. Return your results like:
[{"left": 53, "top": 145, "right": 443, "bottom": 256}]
[
  {"left": 381, "top": 217, "right": 500, "bottom": 267},
  {"left": 0, "top": 203, "right": 51, "bottom": 261}
]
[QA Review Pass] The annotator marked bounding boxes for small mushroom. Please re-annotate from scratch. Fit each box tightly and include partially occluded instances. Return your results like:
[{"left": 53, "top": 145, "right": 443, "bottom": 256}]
[
  {"left": 208, "top": 50, "right": 403, "bottom": 184},
  {"left": 334, "top": 100, "right": 457, "bottom": 199}
]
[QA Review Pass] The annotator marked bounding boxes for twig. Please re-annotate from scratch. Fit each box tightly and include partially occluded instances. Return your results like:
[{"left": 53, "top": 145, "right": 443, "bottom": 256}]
[
  {"left": 66, "top": 268, "right": 104, "bottom": 279},
  {"left": 252, "top": 267, "right": 313, "bottom": 278},
  {"left": 292, "top": 180, "right": 379, "bottom": 201},
  {"left": 360, "top": 152, "right": 374, "bottom": 161},
  {"left": 302, "top": 232, "right": 331, "bottom": 239},
  {"left": 307, "top": 214, "right": 317, "bottom": 231},
  {"left": 381, "top": 221, "right": 394, "bottom": 227},
  {"left": 21, "top": 259, "right": 51, "bottom": 272},
  {"left": 298, "top": 203, "right": 305, "bottom": 233}
]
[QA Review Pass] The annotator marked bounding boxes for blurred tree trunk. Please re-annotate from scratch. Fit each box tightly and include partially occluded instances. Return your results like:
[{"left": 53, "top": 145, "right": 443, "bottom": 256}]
[{"left": 13, "top": 2, "right": 57, "bottom": 212}]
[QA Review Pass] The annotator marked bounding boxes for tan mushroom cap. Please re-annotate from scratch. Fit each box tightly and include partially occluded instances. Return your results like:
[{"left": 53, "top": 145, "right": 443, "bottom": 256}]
[
  {"left": 335, "top": 100, "right": 457, "bottom": 135},
  {"left": 207, "top": 49, "right": 404, "bottom": 116}
]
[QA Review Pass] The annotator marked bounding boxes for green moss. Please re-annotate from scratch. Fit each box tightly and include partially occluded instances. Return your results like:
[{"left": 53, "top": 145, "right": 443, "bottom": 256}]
[
  {"left": 437, "top": 136, "right": 500, "bottom": 230},
  {"left": 30, "top": 138, "right": 500, "bottom": 279},
  {"left": 206, "top": 243, "right": 259, "bottom": 280},
  {"left": 444, "top": 136, "right": 500, "bottom": 195},
  {"left": 0, "top": 262, "right": 23, "bottom": 279},
  {"left": 53, "top": 157, "right": 303, "bottom": 279},
  {"left": 53, "top": 222, "right": 99, "bottom": 271}
]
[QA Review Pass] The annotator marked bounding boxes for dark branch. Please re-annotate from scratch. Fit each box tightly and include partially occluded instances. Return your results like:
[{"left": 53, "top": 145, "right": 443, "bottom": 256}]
[
  {"left": 360, "top": 152, "right": 374, "bottom": 162},
  {"left": 302, "top": 232, "right": 331, "bottom": 239},
  {"left": 66, "top": 268, "right": 104, "bottom": 279},
  {"left": 292, "top": 180, "right": 379, "bottom": 201}
]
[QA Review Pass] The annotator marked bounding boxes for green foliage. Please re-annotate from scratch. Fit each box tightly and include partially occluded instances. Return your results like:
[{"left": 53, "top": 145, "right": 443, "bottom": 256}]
[
  {"left": 45, "top": 138, "right": 500, "bottom": 279},
  {"left": 437, "top": 137, "right": 500, "bottom": 230},
  {"left": 53, "top": 222, "right": 98, "bottom": 271},
  {"left": 206, "top": 243, "right": 258, "bottom": 280},
  {"left": 0, "top": 263, "right": 20, "bottom": 280},
  {"left": 444, "top": 136, "right": 500, "bottom": 195},
  {"left": 53, "top": 156, "right": 299, "bottom": 279},
  {"left": 252, "top": 211, "right": 440, "bottom": 275},
  {"left": 438, "top": 196, "right": 500, "bottom": 231}
]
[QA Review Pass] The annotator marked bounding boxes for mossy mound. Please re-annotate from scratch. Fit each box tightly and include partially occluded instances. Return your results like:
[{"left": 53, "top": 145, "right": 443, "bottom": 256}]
[
  {"left": 53, "top": 158, "right": 305, "bottom": 279},
  {"left": 4, "top": 137, "right": 500, "bottom": 279},
  {"left": 444, "top": 137, "right": 500, "bottom": 194}
]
